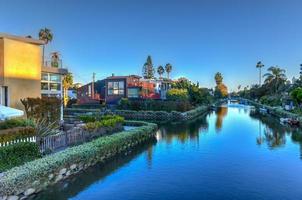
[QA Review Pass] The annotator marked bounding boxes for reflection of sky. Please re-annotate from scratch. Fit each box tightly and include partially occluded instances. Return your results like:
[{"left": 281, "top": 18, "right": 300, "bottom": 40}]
[{"left": 37, "top": 106, "right": 302, "bottom": 200}]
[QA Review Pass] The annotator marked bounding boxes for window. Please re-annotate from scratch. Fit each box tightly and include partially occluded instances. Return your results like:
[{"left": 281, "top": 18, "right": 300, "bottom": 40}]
[
  {"left": 128, "top": 88, "right": 139, "bottom": 98},
  {"left": 41, "top": 73, "right": 48, "bottom": 81},
  {"left": 50, "top": 83, "right": 60, "bottom": 91},
  {"left": 41, "top": 83, "right": 48, "bottom": 90},
  {"left": 0, "top": 86, "right": 8, "bottom": 106},
  {"left": 107, "top": 81, "right": 124, "bottom": 95},
  {"left": 50, "top": 74, "right": 60, "bottom": 82}
]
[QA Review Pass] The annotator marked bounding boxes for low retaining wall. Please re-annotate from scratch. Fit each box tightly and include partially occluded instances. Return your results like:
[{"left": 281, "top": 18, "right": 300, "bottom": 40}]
[
  {"left": 0, "top": 121, "right": 158, "bottom": 200},
  {"left": 114, "top": 106, "right": 210, "bottom": 123}
]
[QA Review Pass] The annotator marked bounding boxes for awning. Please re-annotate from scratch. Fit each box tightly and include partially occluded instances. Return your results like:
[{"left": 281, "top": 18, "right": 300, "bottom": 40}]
[{"left": 0, "top": 105, "right": 24, "bottom": 120}]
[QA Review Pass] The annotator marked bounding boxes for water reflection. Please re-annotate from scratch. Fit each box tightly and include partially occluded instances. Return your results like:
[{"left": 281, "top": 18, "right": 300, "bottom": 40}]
[
  {"left": 156, "top": 115, "right": 209, "bottom": 144},
  {"left": 250, "top": 111, "right": 302, "bottom": 150},
  {"left": 215, "top": 106, "right": 228, "bottom": 132},
  {"left": 34, "top": 140, "right": 157, "bottom": 200}
]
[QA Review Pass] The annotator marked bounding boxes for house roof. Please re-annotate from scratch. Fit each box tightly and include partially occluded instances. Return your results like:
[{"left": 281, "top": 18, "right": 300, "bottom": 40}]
[
  {"left": 106, "top": 75, "right": 141, "bottom": 80},
  {"left": 0, "top": 33, "right": 45, "bottom": 45}
]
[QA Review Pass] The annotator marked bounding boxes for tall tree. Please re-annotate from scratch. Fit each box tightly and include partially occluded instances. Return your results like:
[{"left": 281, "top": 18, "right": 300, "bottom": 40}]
[
  {"left": 39, "top": 28, "right": 53, "bottom": 66},
  {"left": 157, "top": 65, "right": 165, "bottom": 79},
  {"left": 142, "top": 55, "right": 155, "bottom": 79},
  {"left": 214, "top": 72, "right": 223, "bottom": 85},
  {"left": 62, "top": 73, "right": 73, "bottom": 107},
  {"left": 263, "top": 66, "right": 287, "bottom": 93},
  {"left": 214, "top": 72, "right": 228, "bottom": 98},
  {"left": 165, "top": 63, "right": 172, "bottom": 79},
  {"left": 256, "top": 61, "right": 265, "bottom": 85}
]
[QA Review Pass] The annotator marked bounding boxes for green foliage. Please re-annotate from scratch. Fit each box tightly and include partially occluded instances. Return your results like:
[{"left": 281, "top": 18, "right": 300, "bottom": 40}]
[
  {"left": 0, "top": 127, "right": 35, "bottom": 144},
  {"left": 157, "top": 65, "right": 165, "bottom": 78},
  {"left": 82, "top": 115, "right": 125, "bottom": 131},
  {"left": 214, "top": 72, "right": 223, "bottom": 85},
  {"left": 0, "top": 142, "right": 41, "bottom": 172},
  {"left": 0, "top": 119, "right": 34, "bottom": 130},
  {"left": 172, "top": 77, "right": 213, "bottom": 105},
  {"left": 167, "top": 88, "right": 189, "bottom": 101},
  {"left": 165, "top": 63, "right": 172, "bottom": 79},
  {"left": 291, "top": 87, "right": 302, "bottom": 105},
  {"left": 142, "top": 55, "right": 155, "bottom": 79},
  {"left": 20, "top": 97, "right": 61, "bottom": 123},
  {"left": 118, "top": 99, "right": 192, "bottom": 112},
  {"left": 0, "top": 121, "right": 157, "bottom": 195},
  {"left": 259, "top": 95, "right": 281, "bottom": 107}
]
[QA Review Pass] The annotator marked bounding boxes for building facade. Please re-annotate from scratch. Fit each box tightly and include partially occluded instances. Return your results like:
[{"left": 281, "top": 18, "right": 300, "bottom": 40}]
[
  {"left": 0, "top": 33, "right": 67, "bottom": 114},
  {"left": 77, "top": 75, "right": 173, "bottom": 105}
]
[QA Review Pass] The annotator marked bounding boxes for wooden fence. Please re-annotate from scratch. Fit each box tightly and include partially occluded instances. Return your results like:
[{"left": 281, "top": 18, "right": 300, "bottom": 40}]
[{"left": 0, "top": 124, "right": 123, "bottom": 153}]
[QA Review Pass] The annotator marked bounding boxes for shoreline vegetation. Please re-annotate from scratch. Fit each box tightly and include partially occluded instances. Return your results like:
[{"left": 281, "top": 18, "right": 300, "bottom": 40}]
[{"left": 0, "top": 121, "right": 158, "bottom": 199}]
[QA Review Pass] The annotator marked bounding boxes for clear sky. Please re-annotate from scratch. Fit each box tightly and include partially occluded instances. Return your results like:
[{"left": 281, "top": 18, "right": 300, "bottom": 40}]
[{"left": 1, "top": 0, "right": 302, "bottom": 90}]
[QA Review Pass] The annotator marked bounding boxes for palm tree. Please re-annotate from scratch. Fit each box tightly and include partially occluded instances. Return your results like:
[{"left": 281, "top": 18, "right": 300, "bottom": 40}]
[
  {"left": 165, "top": 63, "right": 172, "bottom": 79},
  {"left": 263, "top": 66, "right": 287, "bottom": 93},
  {"left": 157, "top": 65, "right": 165, "bottom": 79},
  {"left": 214, "top": 72, "right": 223, "bottom": 85},
  {"left": 256, "top": 61, "right": 265, "bottom": 85},
  {"left": 62, "top": 73, "right": 73, "bottom": 107},
  {"left": 39, "top": 28, "right": 53, "bottom": 66}
]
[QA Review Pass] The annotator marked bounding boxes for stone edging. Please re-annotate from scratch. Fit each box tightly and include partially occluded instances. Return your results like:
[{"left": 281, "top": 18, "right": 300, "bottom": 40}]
[{"left": 0, "top": 121, "right": 158, "bottom": 200}]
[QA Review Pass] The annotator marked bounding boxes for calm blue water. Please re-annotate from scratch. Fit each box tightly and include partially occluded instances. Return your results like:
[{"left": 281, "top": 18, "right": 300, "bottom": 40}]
[{"left": 35, "top": 105, "right": 302, "bottom": 200}]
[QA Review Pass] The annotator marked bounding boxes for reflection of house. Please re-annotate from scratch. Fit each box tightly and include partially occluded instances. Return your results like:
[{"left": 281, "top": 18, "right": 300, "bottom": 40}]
[
  {"left": 77, "top": 75, "right": 173, "bottom": 105},
  {"left": 0, "top": 33, "right": 67, "bottom": 112}
]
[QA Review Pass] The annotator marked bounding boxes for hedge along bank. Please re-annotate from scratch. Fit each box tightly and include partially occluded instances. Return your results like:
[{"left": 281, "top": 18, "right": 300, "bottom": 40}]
[
  {"left": 243, "top": 98, "right": 302, "bottom": 122},
  {"left": 0, "top": 121, "right": 158, "bottom": 199},
  {"left": 114, "top": 105, "right": 210, "bottom": 123}
]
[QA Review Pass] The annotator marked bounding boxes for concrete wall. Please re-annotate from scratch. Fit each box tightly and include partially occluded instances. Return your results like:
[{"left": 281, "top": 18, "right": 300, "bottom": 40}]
[{"left": 2, "top": 38, "right": 42, "bottom": 110}]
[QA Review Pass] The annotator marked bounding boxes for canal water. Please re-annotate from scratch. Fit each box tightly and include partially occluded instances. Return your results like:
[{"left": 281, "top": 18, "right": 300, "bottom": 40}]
[{"left": 35, "top": 105, "right": 302, "bottom": 200}]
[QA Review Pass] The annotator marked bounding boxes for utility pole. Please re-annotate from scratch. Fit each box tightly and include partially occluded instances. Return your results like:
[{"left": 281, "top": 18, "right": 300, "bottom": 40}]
[
  {"left": 300, "top": 64, "right": 302, "bottom": 80},
  {"left": 92, "top": 72, "right": 96, "bottom": 99}
]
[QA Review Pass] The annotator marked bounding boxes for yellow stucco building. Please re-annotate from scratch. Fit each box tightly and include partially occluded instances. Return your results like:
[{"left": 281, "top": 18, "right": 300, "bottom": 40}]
[{"left": 0, "top": 33, "right": 67, "bottom": 113}]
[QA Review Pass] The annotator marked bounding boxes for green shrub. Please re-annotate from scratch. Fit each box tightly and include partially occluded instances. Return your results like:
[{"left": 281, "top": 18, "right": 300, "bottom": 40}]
[
  {"left": 118, "top": 99, "right": 192, "bottom": 112},
  {"left": 0, "top": 121, "right": 157, "bottom": 195},
  {"left": 0, "top": 142, "right": 41, "bottom": 172},
  {"left": 20, "top": 97, "right": 61, "bottom": 123},
  {"left": 0, "top": 127, "right": 35, "bottom": 144},
  {"left": 83, "top": 115, "right": 125, "bottom": 131},
  {"left": 167, "top": 88, "right": 189, "bottom": 101},
  {"left": 0, "top": 119, "right": 34, "bottom": 130}
]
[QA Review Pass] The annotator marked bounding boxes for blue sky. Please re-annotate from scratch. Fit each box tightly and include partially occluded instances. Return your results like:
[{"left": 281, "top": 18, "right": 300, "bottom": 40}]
[{"left": 1, "top": 0, "right": 302, "bottom": 90}]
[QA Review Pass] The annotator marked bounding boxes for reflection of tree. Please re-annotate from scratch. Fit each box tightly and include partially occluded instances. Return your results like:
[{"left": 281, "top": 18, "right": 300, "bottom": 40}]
[
  {"left": 256, "top": 121, "right": 265, "bottom": 145},
  {"left": 250, "top": 112, "right": 289, "bottom": 149},
  {"left": 264, "top": 128, "right": 286, "bottom": 148},
  {"left": 215, "top": 107, "right": 228, "bottom": 132},
  {"left": 158, "top": 115, "right": 209, "bottom": 144}
]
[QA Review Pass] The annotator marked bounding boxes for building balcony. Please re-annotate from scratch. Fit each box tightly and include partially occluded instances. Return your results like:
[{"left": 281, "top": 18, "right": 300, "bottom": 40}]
[{"left": 42, "top": 59, "right": 68, "bottom": 75}]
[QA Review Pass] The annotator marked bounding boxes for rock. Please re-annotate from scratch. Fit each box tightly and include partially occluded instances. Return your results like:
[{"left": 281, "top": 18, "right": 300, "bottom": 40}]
[
  {"left": 32, "top": 181, "right": 40, "bottom": 187},
  {"left": 70, "top": 164, "right": 77, "bottom": 170},
  {"left": 48, "top": 174, "right": 54, "bottom": 180},
  {"left": 7, "top": 196, "right": 18, "bottom": 200},
  {"left": 65, "top": 170, "right": 71, "bottom": 177},
  {"left": 55, "top": 174, "right": 63, "bottom": 182},
  {"left": 24, "top": 188, "right": 35, "bottom": 196},
  {"left": 59, "top": 168, "right": 67, "bottom": 175}
]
